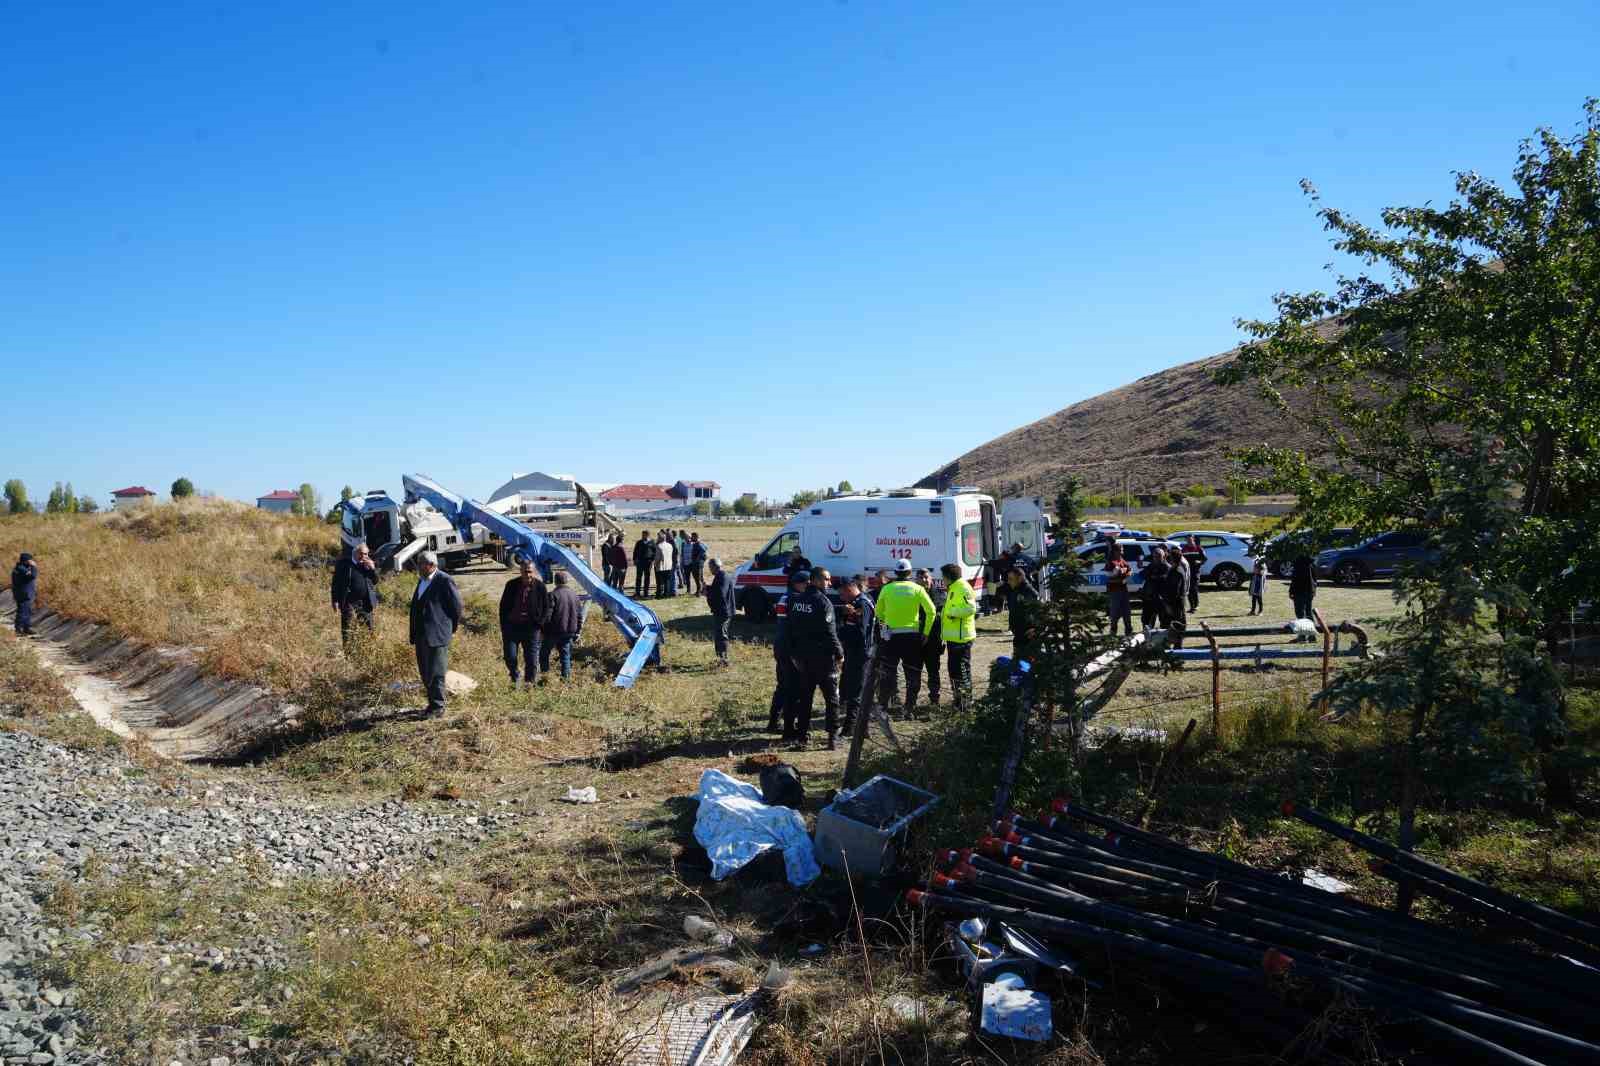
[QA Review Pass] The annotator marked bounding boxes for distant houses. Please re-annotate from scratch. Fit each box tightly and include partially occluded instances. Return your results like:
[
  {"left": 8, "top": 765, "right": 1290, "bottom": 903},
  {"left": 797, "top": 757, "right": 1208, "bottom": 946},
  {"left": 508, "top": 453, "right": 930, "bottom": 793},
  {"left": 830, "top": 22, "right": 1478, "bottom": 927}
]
[
  {"left": 669, "top": 480, "right": 721, "bottom": 504},
  {"left": 487, "top": 471, "right": 578, "bottom": 508},
  {"left": 110, "top": 486, "right": 157, "bottom": 511},
  {"left": 256, "top": 489, "right": 299, "bottom": 514},
  {"left": 598, "top": 484, "right": 675, "bottom": 517}
]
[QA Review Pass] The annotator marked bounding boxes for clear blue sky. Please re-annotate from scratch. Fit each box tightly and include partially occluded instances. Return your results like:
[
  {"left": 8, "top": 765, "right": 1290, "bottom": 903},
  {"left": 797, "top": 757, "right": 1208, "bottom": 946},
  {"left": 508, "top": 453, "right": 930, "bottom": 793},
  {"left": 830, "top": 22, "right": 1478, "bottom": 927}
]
[{"left": 4, "top": 2, "right": 1595, "bottom": 507}]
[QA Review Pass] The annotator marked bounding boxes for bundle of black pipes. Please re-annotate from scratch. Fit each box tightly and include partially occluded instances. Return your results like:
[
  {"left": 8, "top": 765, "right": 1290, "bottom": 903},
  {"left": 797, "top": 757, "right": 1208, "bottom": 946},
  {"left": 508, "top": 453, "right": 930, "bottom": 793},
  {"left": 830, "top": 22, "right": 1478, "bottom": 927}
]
[{"left": 910, "top": 796, "right": 1600, "bottom": 1065}]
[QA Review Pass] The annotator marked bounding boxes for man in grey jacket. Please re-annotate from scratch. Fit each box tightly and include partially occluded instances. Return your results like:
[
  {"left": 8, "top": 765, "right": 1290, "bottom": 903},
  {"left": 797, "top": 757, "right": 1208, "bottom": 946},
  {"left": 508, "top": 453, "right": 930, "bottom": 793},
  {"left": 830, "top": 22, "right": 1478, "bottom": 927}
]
[{"left": 408, "top": 551, "right": 463, "bottom": 717}]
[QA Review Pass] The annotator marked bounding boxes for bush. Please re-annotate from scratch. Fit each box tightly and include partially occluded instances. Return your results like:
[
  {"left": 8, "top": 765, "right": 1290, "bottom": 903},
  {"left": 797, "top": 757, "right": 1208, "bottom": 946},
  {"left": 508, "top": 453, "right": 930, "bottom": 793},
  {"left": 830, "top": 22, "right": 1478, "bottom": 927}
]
[
  {"left": 1195, "top": 496, "right": 1224, "bottom": 519},
  {"left": 1155, "top": 491, "right": 1176, "bottom": 506}
]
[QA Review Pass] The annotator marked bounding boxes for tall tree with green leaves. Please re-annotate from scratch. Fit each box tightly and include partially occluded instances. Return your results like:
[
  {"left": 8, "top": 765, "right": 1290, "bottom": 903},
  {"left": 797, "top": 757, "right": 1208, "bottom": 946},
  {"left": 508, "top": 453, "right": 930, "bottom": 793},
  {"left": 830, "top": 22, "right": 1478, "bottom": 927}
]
[
  {"left": 77, "top": 495, "right": 98, "bottom": 514},
  {"left": 171, "top": 477, "right": 195, "bottom": 499},
  {"left": 45, "top": 483, "right": 65, "bottom": 513},
  {"left": 292, "top": 483, "right": 320, "bottom": 518},
  {"left": 1218, "top": 102, "right": 1600, "bottom": 806}
]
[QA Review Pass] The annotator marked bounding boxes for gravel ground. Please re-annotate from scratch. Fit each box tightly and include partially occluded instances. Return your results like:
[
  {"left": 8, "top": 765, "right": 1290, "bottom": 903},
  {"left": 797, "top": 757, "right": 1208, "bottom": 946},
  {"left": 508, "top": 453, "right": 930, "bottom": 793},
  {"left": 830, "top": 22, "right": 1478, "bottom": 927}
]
[{"left": 0, "top": 728, "right": 519, "bottom": 1065}]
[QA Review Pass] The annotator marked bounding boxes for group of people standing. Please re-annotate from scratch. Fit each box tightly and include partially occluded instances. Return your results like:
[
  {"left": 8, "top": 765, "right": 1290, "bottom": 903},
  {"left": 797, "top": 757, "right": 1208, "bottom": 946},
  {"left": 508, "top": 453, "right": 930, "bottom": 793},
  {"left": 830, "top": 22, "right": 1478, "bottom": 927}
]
[
  {"left": 1100, "top": 539, "right": 1205, "bottom": 647},
  {"left": 610, "top": 530, "right": 708, "bottom": 599},
  {"left": 763, "top": 553, "right": 983, "bottom": 751}
]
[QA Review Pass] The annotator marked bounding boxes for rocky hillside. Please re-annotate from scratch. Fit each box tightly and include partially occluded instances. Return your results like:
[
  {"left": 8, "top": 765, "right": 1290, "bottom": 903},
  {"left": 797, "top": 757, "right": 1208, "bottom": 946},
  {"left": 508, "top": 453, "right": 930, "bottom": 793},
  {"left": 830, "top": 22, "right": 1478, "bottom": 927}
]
[{"left": 920, "top": 348, "right": 1324, "bottom": 497}]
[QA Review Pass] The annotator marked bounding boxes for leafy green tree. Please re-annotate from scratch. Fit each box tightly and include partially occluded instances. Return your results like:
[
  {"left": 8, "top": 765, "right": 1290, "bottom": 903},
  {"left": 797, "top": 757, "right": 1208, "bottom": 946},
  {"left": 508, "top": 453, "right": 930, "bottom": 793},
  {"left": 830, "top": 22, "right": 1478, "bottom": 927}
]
[
  {"left": 1220, "top": 102, "right": 1600, "bottom": 807},
  {"left": 339, "top": 485, "right": 355, "bottom": 502},
  {"left": 170, "top": 477, "right": 195, "bottom": 499},
  {"left": 787, "top": 489, "right": 822, "bottom": 510},
  {"left": 62, "top": 482, "right": 77, "bottom": 513},
  {"left": 77, "top": 496, "right": 98, "bottom": 514},
  {"left": 1321, "top": 446, "right": 1563, "bottom": 892},
  {"left": 1154, "top": 491, "right": 1176, "bottom": 507},
  {"left": 731, "top": 495, "right": 757, "bottom": 517},
  {"left": 1226, "top": 477, "right": 1248, "bottom": 506},
  {"left": 1028, "top": 479, "right": 1116, "bottom": 768},
  {"left": 45, "top": 483, "right": 66, "bottom": 514},
  {"left": 292, "top": 483, "right": 320, "bottom": 518},
  {"left": 1183, "top": 482, "right": 1213, "bottom": 500},
  {"left": 836, "top": 480, "right": 853, "bottom": 493},
  {"left": 691, "top": 500, "right": 712, "bottom": 516}
]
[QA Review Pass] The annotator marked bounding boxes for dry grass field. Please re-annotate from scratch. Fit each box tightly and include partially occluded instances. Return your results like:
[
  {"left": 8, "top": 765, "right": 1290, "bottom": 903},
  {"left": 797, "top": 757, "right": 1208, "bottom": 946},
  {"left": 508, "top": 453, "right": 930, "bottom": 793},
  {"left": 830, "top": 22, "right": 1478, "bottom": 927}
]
[{"left": 3, "top": 503, "right": 1596, "bottom": 1065}]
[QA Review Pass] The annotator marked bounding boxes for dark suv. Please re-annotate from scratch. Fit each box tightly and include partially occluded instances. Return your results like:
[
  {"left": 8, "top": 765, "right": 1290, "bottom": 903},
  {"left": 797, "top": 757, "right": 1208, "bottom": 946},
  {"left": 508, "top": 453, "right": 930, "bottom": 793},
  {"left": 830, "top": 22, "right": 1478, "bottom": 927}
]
[{"left": 1316, "top": 531, "right": 1438, "bottom": 585}]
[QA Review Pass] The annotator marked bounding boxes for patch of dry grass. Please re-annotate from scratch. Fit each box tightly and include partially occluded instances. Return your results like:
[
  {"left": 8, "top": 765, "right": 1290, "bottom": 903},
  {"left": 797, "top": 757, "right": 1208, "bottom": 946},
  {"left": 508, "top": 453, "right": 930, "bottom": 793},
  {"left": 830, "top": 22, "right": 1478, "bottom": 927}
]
[{"left": 0, "top": 631, "right": 123, "bottom": 751}]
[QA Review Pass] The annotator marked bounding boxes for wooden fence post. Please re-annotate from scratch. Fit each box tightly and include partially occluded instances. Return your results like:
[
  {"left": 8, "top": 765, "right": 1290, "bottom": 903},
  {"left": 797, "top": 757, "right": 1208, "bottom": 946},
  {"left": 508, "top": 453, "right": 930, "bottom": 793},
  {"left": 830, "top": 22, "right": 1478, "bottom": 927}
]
[
  {"left": 1200, "top": 622, "right": 1221, "bottom": 734},
  {"left": 1314, "top": 607, "right": 1332, "bottom": 695}
]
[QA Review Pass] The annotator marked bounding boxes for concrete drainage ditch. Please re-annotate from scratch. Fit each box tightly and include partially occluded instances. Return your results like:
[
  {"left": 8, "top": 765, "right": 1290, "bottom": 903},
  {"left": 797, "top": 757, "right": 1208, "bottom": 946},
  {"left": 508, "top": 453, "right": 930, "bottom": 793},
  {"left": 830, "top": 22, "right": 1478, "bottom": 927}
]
[{"left": 2, "top": 590, "right": 299, "bottom": 761}]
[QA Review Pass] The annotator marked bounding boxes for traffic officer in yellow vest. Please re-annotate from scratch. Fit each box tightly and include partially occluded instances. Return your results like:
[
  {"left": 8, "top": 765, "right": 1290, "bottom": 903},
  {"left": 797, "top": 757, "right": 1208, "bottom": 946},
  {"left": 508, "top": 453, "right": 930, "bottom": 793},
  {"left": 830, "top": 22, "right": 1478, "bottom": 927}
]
[
  {"left": 938, "top": 562, "right": 978, "bottom": 710},
  {"left": 874, "top": 558, "right": 939, "bottom": 718}
]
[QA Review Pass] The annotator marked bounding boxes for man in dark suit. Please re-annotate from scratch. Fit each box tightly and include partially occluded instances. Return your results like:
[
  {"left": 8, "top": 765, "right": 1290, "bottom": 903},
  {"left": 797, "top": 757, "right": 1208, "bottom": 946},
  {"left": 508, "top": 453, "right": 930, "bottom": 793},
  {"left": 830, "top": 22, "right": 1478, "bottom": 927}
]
[
  {"left": 330, "top": 544, "right": 380, "bottom": 647},
  {"left": 498, "top": 558, "right": 550, "bottom": 687},
  {"left": 540, "top": 571, "right": 584, "bottom": 681},
  {"left": 408, "top": 550, "right": 463, "bottom": 717},
  {"left": 704, "top": 557, "right": 736, "bottom": 666}
]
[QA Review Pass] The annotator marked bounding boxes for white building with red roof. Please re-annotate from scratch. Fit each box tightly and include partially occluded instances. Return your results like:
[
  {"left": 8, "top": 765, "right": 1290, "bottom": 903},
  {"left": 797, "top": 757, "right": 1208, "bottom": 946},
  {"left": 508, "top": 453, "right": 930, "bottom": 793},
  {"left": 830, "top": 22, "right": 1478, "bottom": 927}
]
[
  {"left": 255, "top": 489, "right": 300, "bottom": 514},
  {"left": 598, "top": 484, "right": 674, "bottom": 517},
  {"left": 110, "top": 486, "right": 157, "bottom": 512}
]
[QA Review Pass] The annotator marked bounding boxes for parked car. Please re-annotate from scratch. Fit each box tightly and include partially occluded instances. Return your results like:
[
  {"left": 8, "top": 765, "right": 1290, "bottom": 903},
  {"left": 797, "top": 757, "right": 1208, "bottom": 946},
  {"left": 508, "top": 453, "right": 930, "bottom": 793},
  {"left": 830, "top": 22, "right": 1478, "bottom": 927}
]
[
  {"left": 1315, "top": 531, "right": 1438, "bottom": 584},
  {"left": 1264, "top": 527, "right": 1361, "bottom": 578},
  {"left": 1067, "top": 538, "right": 1186, "bottom": 598},
  {"left": 1166, "top": 530, "right": 1255, "bottom": 590}
]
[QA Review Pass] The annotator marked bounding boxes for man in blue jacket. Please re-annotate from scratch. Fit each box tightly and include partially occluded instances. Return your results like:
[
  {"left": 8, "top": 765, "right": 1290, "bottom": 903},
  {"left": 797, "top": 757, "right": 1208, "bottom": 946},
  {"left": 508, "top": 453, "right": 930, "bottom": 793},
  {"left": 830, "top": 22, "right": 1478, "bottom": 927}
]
[
  {"left": 705, "top": 558, "right": 736, "bottom": 666},
  {"left": 11, "top": 553, "right": 38, "bottom": 636},
  {"left": 408, "top": 551, "right": 463, "bottom": 717}
]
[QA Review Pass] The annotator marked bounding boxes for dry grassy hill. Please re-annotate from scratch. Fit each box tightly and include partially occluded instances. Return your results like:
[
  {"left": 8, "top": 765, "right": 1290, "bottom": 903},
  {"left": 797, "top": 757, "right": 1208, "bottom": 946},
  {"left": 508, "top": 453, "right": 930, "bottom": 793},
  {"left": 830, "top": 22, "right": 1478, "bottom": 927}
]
[{"left": 920, "top": 347, "right": 1325, "bottom": 497}]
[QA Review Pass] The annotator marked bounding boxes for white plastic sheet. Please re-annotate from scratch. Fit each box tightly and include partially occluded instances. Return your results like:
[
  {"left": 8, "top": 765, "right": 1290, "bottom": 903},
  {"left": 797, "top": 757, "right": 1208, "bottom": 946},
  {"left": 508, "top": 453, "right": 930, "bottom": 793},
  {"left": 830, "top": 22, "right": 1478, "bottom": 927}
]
[{"left": 693, "top": 768, "right": 820, "bottom": 887}]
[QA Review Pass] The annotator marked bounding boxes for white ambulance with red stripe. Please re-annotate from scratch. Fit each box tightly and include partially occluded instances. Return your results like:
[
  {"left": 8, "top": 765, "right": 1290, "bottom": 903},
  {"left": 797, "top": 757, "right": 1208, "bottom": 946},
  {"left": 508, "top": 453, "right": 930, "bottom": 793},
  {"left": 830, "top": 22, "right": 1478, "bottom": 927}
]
[{"left": 733, "top": 489, "right": 999, "bottom": 620}]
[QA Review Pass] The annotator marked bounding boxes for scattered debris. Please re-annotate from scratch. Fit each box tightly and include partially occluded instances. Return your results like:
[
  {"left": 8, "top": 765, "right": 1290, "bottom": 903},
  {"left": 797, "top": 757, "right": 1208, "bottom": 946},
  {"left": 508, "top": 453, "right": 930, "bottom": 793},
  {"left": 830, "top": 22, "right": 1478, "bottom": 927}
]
[
  {"left": 619, "top": 992, "right": 759, "bottom": 1066},
  {"left": 884, "top": 993, "right": 930, "bottom": 1025},
  {"left": 758, "top": 762, "right": 803, "bottom": 810},
  {"left": 814, "top": 775, "right": 939, "bottom": 876},
  {"left": 683, "top": 915, "right": 734, "bottom": 947},
  {"left": 692, "top": 769, "right": 819, "bottom": 887},
  {"left": 1300, "top": 868, "right": 1353, "bottom": 894},
  {"left": 442, "top": 670, "right": 478, "bottom": 695},
  {"left": 914, "top": 796, "right": 1600, "bottom": 1062},
  {"left": 561, "top": 786, "right": 598, "bottom": 804},
  {"left": 797, "top": 943, "right": 825, "bottom": 958}
]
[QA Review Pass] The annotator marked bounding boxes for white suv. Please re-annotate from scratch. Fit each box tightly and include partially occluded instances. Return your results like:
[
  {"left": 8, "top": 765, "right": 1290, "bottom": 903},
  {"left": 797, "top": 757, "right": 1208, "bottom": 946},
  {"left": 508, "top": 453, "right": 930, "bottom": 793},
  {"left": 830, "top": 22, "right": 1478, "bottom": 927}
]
[{"left": 1165, "top": 530, "right": 1255, "bottom": 591}]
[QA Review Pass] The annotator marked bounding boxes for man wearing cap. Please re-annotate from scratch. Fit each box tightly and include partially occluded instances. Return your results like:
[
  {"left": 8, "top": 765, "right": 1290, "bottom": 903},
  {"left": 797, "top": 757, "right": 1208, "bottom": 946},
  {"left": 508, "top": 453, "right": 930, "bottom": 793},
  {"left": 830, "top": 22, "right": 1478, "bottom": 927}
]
[
  {"left": 408, "top": 550, "right": 463, "bottom": 718},
  {"left": 767, "top": 569, "right": 810, "bottom": 734},
  {"left": 10, "top": 553, "right": 38, "bottom": 636},
  {"left": 786, "top": 567, "right": 844, "bottom": 749},
  {"left": 704, "top": 557, "right": 736, "bottom": 666},
  {"left": 874, "top": 559, "right": 938, "bottom": 717}
]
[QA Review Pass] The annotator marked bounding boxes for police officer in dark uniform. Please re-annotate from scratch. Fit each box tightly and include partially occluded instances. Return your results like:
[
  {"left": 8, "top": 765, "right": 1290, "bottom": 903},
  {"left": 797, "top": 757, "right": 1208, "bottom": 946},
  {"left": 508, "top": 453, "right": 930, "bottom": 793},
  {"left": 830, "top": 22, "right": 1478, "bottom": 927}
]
[
  {"left": 767, "top": 570, "right": 809, "bottom": 735},
  {"left": 785, "top": 567, "right": 845, "bottom": 749},
  {"left": 835, "top": 577, "right": 875, "bottom": 735}
]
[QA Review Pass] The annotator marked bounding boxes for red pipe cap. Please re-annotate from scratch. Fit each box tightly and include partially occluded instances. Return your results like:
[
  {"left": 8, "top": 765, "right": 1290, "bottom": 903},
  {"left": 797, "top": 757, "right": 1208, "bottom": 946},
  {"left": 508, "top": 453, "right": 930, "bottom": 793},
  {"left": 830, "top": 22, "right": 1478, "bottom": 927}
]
[
  {"left": 952, "top": 862, "right": 978, "bottom": 881},
  {"left": 1262, "top": 948, "right": 1295, "bottom": 976},
  {"left": 1051, "top": 797, "right": 1071, "bottom": 814},
  {"left": 1279, "top": 800, "right": 1296, "bottom": 816},
  {"left": 958, "top": 847, "right": 975, "bottom": 864},
  {"left": 940, "top": 850, "right": 961, "bottom": 866},
  {"left": 991, "top": 820, "right": 1012, "bottom": 835},
  {"left": 906, "top": 889, "right": 926, "bottom": 907},
  {"left": 1004, "top": 830, "right": 1024, "bottom": 845},
  {"left": 978, "top": 836, "right": 1005, "bottom": 856},
  {"left": 1104, "top": 832, "right": 1121, "bottom": 846},
  {"left": 1009, "top": 856, "right": 1026, "bottom": 871},
  {"left": 932, "top": 873, "right": 960, "bottom": 891},
  {"left": 1004, "top": 810, "right": 1022, "bottom": 824}
]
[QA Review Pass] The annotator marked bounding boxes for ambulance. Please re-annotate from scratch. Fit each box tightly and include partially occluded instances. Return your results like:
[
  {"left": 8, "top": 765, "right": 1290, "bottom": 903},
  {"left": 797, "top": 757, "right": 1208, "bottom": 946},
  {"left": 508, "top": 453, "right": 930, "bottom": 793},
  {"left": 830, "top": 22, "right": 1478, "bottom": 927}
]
[{"left": 733, "top": 488, "right": 999, "bottom": 620}]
